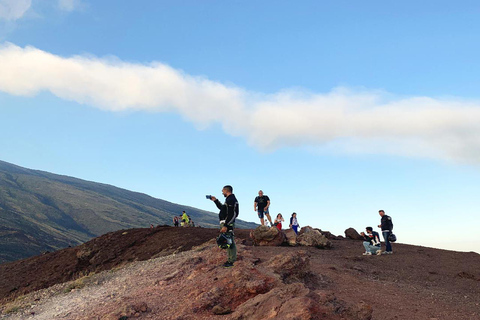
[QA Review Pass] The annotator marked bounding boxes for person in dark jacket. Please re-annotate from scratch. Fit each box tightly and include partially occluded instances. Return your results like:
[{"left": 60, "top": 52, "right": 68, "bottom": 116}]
[
  {"left": 377, "top": 210, "right": 394, "bottom": 254},
  {"left": 360, "top": 227, "right": 381, "bottom": 255},
  {"left": 289, "top": 212, "right": 300, "bottom": 234},
  {"left": 210, "top": 185, "right": 239, "bottom": 268}
]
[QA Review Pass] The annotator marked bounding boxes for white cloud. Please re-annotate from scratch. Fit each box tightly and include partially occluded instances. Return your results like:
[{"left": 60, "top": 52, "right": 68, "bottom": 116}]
[
  {"left": 58, "top": 0, "right": 82, "bottom": 12},
  {"left": 0, "top": 0, "right": 31, "bottom": 21},
  {"left": 1, "top": 42, "right": 480, "bottom": 163}
]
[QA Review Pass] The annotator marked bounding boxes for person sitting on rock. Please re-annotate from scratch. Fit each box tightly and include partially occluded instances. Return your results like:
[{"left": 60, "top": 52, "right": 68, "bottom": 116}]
[
  {"left": 289, "top": 212, "right": 300, "bottom": 234},
  {"left": 360, "top": 227, "right": 381, "bottom": 255},
  {"left": 274, "top": 213, "right": 284, "bottom": 231}
]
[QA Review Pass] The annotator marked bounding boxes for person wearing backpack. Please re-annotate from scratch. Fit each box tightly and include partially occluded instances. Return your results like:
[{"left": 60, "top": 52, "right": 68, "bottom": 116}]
[{"left": 378, "top": 210, "right": 394, "bottom": 254}]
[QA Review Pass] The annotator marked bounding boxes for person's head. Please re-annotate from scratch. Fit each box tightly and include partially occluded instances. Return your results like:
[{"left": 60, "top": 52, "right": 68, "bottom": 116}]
[
  {"left": 222, "top": 185, "right": 233, "bottom": 197},
  {"left": 378, "top": 210, "right": 385, "bottom": 217},
  {"left": 183, "top": 211, "right": 186, "bottom": 214},
  {"left": 292, "top": 212, "right": 297, "bottom": 218},
  {"left": 258, "top": 190, "right": 263, "bottom": 197},
  {"left": 277, "top": 213, "right": 283, "bottom": 219},
  {"left": 366, "top": 226, "right": 373, "bottom": 234}
]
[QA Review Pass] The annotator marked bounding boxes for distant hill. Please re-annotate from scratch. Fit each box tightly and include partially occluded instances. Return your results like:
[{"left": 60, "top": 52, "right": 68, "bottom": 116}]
[{"left": 0, "top": 160, "right": 257, "bottom": 263}]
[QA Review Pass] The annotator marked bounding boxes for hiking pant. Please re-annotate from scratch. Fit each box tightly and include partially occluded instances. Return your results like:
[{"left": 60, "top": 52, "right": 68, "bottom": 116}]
[
  {"left": 363, "top": 241, "right": 381, "bottom": 254},
  {"left": 292, "top": 225, "right": 299, "bottom": 234},
  {"left": 382, "top": 231, "right": 393, "bottom": 252},
  {"left": 227, "top": 234, "right": 237, "bottom": 263}
]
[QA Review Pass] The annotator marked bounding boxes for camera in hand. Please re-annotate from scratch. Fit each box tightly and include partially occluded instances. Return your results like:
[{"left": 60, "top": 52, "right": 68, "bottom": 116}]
[{"left": 206, "top": 195, "right": 212, "bottom": 200}]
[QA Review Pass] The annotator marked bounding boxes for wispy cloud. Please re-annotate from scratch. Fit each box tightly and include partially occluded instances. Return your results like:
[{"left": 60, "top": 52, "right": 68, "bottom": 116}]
[
  {"left": 1, "top": 43, "right": 480, "bottom": 163},
  {"left": 58, "top": 0, "right": 83, "bottom": 12},
  {"left": 0, "top": 0, "right": 31, "bottom": 21}
]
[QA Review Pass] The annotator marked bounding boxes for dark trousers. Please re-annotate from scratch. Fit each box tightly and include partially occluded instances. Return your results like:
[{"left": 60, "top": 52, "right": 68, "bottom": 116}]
[
  {"left": 227, "top": 234, "right": 237, "bottom": 263},
  {"left": 382, "top": 231, "right": 392, "bottom": 252}
]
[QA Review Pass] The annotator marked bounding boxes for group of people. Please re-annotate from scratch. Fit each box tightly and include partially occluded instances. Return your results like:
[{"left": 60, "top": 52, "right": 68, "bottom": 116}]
[
  {"left": 360, "top": 210, "right": 394, "bottom": 255},
  {"left": 205, "top": 185, "right": 395, "bottom": 269},
  {"left": 173, "top": 211, "right": 195, "bottom": 227},
  {"left": 254, "top": 190, "right": 300, "bottom": 234}
]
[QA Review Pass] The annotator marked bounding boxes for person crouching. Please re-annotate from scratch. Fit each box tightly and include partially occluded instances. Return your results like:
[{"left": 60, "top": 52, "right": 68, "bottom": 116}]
[{"left": 360, "top": 227, "right": 381, "bottom": 255}]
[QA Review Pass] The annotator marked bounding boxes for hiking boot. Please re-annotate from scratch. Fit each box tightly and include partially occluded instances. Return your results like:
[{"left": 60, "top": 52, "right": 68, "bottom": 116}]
[
  {"left": 362, "top": 252, "right": 372, "bottom": 256},
  {"left": 222, "top": 261, "right": 234, "bottom": 268}
]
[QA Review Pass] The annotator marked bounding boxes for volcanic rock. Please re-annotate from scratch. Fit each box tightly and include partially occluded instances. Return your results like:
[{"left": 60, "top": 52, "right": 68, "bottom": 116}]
[
  {"left": 297, "top": 227, "right": 332, "bottom": 249},
  {"left": 345, "top": 227, "right": 363, "bottom": 240},
  {"left": 284, "top": 229, "right": 298, "bottom": 246},
  {"left": 250, "top": 225, "right": 286, "bottom": 246},
  {"left": 268, "top": 251, "right": 310, "bottom": 283},
  {"left": 232, "top": 283, "right": 336, "bottom": 320}
]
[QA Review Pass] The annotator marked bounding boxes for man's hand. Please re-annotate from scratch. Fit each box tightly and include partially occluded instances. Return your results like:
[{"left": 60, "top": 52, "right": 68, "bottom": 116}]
[
  {"left": 377, "top": 224, "right": 381, "bottom": 228},
  {"left": 360, "top": 232, "right": 365, "bottom": 236},
  {"left": 211, "top": 196, "right": 217, "bottom": 201},
  {"left": 220, "top": 226, "right": 227, "bottom": 233}
]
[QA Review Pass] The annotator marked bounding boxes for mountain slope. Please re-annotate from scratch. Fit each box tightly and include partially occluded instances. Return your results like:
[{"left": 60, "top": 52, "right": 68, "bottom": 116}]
[
  {"left": 0, "top": 160, "right": 256, "bottom": 263},
  {"left": 1, "top": 227, "right": 479, "bottom": 319}
]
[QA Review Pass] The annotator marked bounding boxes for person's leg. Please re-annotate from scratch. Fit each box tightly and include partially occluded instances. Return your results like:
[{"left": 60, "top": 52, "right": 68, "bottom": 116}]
[
  {"left": 363, "top": 241, "right": 370, "bottom": 252},
  {"left": 265, "top": 211, "right": 273, "bottom": 225},
  {"left": 292, "top": 225, "right": 298, "bottom": 234},
  {"left": 227, "top": 235, "right": 237, "bottom": 263},
  {"left": 382, "top": 231, "right": 392, "bottom": 252},
  {"left": 258, "top": 211, "right": 265, "bottom": 225}
]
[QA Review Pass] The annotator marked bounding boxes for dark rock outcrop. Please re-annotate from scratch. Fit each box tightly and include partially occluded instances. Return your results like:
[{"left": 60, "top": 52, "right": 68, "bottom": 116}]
[{"left": 345, "top": 227, "right": 363, "bottom": 240}]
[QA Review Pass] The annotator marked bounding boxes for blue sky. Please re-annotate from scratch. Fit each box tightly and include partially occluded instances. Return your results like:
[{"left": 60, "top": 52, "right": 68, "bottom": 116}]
[{"left": 1, "top": 0, "right": 479, "bottom": 253}]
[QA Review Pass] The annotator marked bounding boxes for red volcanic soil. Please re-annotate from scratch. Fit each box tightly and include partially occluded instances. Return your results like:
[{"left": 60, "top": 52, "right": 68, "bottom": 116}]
[
  {"left": 0, "top": 226, "right": 251, "bottom": 302},
  {"left": 1, "top": 226, "right": 479, "bottom": 319}
]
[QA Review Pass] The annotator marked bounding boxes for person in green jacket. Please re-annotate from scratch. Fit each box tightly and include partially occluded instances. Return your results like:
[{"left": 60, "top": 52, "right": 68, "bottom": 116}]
[{"left": 181, "top": 211, "right": 189, "bottom": 227}]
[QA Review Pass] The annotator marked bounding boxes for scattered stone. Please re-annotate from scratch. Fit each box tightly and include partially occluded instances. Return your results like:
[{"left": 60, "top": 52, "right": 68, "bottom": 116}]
[
  {"left": 268, "top": 251, "right": 310, "bottom": 283},
  {"left": 345, "top": 228, "right": 363, "bottom": 240},
  {"left": 284, "top": 229, "right": 297, "bottom": 246},
  {"left": 212, "top": 304, "right": 231, "bottom": 315},
  {"left": 297, "top": 228, "right": 332, "bottom": 249},
  {"left": 250, "top": 225, "right": 285, "bottom": 246},
  {"left": 231, "top": 283, "right": 334, "bottom": 320},
  {"left": 457, "top": 272, "right": 477, "bottom": 280}
]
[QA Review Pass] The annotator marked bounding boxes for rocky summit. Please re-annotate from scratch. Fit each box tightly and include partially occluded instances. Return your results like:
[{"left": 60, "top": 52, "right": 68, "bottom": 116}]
[{"left": 0, "top": 226, "right": 479, "bottom": 319}]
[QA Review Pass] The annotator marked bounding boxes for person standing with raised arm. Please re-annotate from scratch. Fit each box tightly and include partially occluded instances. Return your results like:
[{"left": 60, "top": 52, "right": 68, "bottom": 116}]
[
  {"left": 210, "top": 185, "right": 239, "bottom": 268},
  {"left": 254, "top": 190, "right": 272, "bottom": 226}
]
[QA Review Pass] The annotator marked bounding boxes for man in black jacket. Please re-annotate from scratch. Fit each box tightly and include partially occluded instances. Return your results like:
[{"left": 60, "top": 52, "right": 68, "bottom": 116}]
[
  {"left": 360, "top": 227, "right": 381, "bottom": 255},
  {"left": 210, "top": 185, "right": 239, "bottom": 268},
  {"left": 378, "top": 210, "right": 394, "bottom": 254}
]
